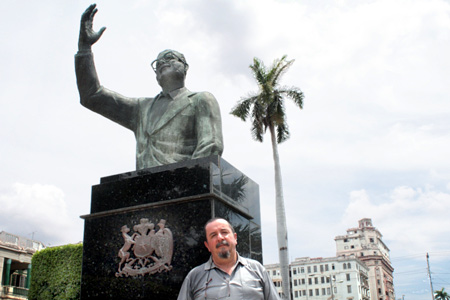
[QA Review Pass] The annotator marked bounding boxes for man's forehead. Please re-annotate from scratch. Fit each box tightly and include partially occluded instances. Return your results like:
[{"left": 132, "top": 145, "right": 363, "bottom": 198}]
[
  {"left": 157, "top": 49, "right": 183, "bottom": 60},
  {"left": 206, "top": 219, "right": 232, "bottom": 232}
]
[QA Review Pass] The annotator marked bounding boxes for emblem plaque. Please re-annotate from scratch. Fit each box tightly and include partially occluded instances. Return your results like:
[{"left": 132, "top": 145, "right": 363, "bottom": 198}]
[{"left": 115, "top": 218, "right": 173, "bottom": 277}]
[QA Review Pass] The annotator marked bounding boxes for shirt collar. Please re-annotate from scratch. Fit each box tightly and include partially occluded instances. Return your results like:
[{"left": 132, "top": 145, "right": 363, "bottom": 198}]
[
  {"left": 161, "top": 86, "right": 187, "bottom": 99},
  {"left": 204, "top": 253, "right": 246, "bottom": 271}
]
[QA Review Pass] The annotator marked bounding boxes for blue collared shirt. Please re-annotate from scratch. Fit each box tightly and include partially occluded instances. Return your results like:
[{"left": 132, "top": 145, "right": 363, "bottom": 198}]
[{"left": 177, "top": 254, "right": 281, "bottom": 300}]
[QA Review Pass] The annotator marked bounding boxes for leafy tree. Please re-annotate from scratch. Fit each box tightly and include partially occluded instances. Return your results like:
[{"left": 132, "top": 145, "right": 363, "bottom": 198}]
[
  {"left": 29, "top": 243, "right": 82, "bottom": 300},
  {"left": 436, "top": 288, "right": 450, "bottom": 300},
  {"left": 231, "top": 55, "right": 304, "bottom": 299}
]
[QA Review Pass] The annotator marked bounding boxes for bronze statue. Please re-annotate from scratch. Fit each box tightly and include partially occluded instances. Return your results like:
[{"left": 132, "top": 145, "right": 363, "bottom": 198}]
[{"left": 75, "top": 4, "right": 224, "bottom": 170}]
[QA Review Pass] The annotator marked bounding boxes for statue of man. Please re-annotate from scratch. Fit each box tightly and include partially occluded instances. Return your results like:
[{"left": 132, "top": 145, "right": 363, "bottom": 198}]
[{"left": 75, "top": 4, "right": 224, "bottom": 170}]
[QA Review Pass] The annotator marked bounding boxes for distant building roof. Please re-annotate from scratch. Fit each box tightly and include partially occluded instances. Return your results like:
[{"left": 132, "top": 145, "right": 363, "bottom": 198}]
[{"left": 0, "top": 231, "right": 45, "bottom": 254}]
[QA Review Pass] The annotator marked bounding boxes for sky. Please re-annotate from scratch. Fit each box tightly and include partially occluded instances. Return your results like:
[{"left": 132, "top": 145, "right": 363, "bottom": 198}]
[{"left": 1, "top": 0, "right": 449, "bottom": 299}]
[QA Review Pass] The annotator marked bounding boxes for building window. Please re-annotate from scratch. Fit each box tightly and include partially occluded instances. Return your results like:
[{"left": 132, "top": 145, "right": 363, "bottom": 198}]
[
  {"left": 347, "top": 285, "right": 352, "bottom": 293},
  {"left": 343, "top": 263, "right": 347, "bottom": 270},
  {"left": 313, "top": 265, "right": 318, "bottom": 273},
  {"left": 347, "top": 263, "right": 351, "bottom": 269},
  {"left": 351, "top": 245, "right": 355, "bottom": 249},
  {"left": 303, "top": 290, "right": 306, "bottom": 296},
  {"left": 326, "top": 277, "right": 330, "bottom": 283},
  {"left": 325, "top": 264, "right": 329, "bottom": 271},
  {"left": 308, "top": 278, "right": 312, "bottom": 285},
  {"left": 272, "top": 270, "right": 276, "bottom": 276},
  {"left": 321, "top": 277, "right": 325, "bottom": 284},
  {"left": 347, "top": 274, "right": 351, "bottom": 281},
  {"left": 293, "top": 268, "right": 297, "bottom": 275},
  {"left": 5, "top": 233, "right": 18, "bottom": 245},
  {"left": 302, "top": 279, "right": 305, "bottom": 285},
  {"left": 327, "top": 288, "right": 331, "bottom": 295},
  {"left": 322, "top": 288, "right": 326, "bottom": 295},
  {"left": 332, "top": 264, "right": 335, "bottom": 270},
  {"left": 344, "top": 238, "right": 348, "bottom": 242},
  {"left": 301, "top": 267, "right": 304, "bottom": 273},
  {"left": 315, "top": 289, "right": 320, "bottom": 296},
  {"left": 361, "top": 252, "right": 364, "bottom": 256},
  {"left": 295, "top": 291, "right": 298, "bottom": 298},
  {"left": 309, "top": 290, "right": 313, "bottom": 297},
  {"left": 370, "top": 238, "right": 374, "bottom": 243},
  {"left": 294, "top": 279, "right": 298, "bottom": 286},
  {"left": 307, "top": 266, "right": 311, "bottom": 273},
  {"left": 314, "top": 277, "right": 318, "bottom": 284},
  {"left": 320, "top": 265, "right": 324, "bottom": 272}
]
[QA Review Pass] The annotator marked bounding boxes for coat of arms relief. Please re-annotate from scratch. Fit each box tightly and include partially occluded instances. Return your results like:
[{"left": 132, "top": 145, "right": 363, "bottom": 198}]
[{"left": 115, "top": 218, "right": 173, "bottom": 277}]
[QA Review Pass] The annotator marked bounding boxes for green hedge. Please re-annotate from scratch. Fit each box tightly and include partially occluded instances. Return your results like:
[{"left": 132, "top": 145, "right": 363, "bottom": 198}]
[{"left": 28, "top": 243, "right": 82, "bottom": 300}]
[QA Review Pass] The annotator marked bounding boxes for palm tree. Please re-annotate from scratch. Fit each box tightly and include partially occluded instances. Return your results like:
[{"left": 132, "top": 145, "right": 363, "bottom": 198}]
[
  {"left": 230, "top": 55, "right": 304, "bottom": 299},
  {"left": 436, "top": 288, "right": 450, "bottom": 300}
]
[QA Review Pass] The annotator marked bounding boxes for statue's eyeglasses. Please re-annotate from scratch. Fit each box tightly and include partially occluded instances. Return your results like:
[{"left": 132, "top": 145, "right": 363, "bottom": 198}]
[{"left": 151, "top": 51, "right": 188, "bottom": 72}]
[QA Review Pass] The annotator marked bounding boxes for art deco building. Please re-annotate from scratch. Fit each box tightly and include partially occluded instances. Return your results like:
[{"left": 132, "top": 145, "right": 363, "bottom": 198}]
[
  {"left": 266, "top": 256, "right": 370, "bottom": 300},
  {"left": 335, "top": 218, "right": 395, "bottom": 300}
]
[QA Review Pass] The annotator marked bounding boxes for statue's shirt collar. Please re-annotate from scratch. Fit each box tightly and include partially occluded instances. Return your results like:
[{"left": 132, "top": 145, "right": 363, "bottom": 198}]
[{"left": 163, "top": 86, "right": 188, "bottom": 100}]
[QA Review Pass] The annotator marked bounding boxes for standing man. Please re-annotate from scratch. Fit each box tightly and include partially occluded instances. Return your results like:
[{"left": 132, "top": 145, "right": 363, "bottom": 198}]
[
  {"left": 177, "top": 218, "right": 281, "bottom": 300},
  {"left": 75, "top": 4, "right": 223, "bottom": 170}
]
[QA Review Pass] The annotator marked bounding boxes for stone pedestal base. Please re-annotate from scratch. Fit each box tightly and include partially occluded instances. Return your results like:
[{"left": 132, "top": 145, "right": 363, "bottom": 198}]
[{"left": 80, "top": 156, "right": 261, "bottom": 299}]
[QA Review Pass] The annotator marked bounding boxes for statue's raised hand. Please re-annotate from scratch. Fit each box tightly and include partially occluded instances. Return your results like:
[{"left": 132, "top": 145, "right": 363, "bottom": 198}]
[{"left": 78, "top": 4, "right": 106, "bottom": 51}]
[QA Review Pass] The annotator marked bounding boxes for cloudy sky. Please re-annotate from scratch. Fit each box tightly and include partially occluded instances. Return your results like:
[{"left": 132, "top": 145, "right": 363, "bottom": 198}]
[{"left": 1, "top": 0, "right": 449, "bottom": 298}]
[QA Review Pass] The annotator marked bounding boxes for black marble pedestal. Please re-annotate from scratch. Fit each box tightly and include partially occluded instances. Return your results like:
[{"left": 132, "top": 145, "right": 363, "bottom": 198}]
[{"left": 80, "top": 156, "right": 262, "bottom": 299}]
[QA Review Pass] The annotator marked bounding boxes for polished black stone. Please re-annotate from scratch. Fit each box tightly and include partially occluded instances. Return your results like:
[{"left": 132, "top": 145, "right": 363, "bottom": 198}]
[{"left": 80, "top": 156, "right": 262, "bottom": 300}]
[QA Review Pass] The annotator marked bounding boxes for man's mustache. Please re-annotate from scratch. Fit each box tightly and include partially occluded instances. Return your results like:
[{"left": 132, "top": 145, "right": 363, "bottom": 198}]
[{"left": 216, "top": 240, "right": 229, "bottom": 248}]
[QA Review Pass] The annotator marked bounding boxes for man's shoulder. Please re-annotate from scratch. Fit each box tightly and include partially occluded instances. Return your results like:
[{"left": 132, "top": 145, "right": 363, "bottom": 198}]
[
  {"left": 239, "top": 256, "right": 266, "bottom": 271},
  {"left": 138, "top": 96, "right": 156, "bottom": 102},
  {"left": 136, "top": 96, "right": 156, "bottom": 107},
  {"left": 187, "top": 91, "right": 219, "bottom": 110},
  {"left": 186, "top": 261, "right": 208, "bottom": 276},
  {"left": 188, "top": 91, "right": 216, "bottom": 101}
]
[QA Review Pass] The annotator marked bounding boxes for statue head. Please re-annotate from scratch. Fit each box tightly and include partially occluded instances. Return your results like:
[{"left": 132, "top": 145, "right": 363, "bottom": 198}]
[
  {"left": 152, "top": 49, "right": 189, "bottom": 75},
  {"left": 152, "top": 50, "right": 189, "bottom": 90}
]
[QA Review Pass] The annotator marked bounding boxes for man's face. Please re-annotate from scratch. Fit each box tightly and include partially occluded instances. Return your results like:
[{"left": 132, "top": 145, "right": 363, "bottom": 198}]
[
  {"left": 204, "top": 219, "right": 237, "bottom": 263},
  {"left": 152, "top": 50, "right": 188, "bottom": 85}
]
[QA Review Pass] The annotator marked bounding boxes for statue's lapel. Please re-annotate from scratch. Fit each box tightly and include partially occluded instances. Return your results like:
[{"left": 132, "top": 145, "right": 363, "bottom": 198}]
[{"left": 148, "top": 89, "right": 193, "bottom": 135}]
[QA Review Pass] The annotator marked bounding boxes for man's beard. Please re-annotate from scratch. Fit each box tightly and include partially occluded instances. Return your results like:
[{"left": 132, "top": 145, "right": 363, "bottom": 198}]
[
  {"left": 216, "top": 241, "right": 231, "bottom": 259},
  {"left": 218, "top": 249, "right": 231, "bottom": 259}
]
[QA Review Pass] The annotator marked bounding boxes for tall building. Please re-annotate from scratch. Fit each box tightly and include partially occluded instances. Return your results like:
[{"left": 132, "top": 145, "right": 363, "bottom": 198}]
[
  {"left": 266, "top": 256, "right": 370, "bottom": 300},
  {"left": 335, "top": 218, "right": 395, "bottom": 300}
]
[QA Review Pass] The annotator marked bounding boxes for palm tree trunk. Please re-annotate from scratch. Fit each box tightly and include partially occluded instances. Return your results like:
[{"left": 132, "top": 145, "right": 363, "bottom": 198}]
[{"left": 269, "top": 124, "right": 290, "bottom": 300}]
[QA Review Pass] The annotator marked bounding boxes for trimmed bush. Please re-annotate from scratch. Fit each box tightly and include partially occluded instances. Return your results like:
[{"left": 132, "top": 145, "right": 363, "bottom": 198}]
[{"left": 28, "top": 243, "right": 82, "bottom": 300}]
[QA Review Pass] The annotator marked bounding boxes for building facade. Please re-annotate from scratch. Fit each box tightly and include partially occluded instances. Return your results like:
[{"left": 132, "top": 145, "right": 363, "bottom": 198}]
[
  {"left": 0, "top": 231, "right": 45, "bottom": 299},
  {"left": 335, "top": 218, "right": 395, "bottom": 300},
  {"left": 266, "top": 256, "right": 370, "bottom": 300}
]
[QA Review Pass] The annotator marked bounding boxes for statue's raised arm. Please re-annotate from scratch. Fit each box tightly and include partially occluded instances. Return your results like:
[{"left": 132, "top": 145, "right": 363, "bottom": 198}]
[
  {"left": 78, "top": 4, "right": 106, "bottom": 52},
  {"left": 75, "top": 4, "right": 136, "bottom": 133}
]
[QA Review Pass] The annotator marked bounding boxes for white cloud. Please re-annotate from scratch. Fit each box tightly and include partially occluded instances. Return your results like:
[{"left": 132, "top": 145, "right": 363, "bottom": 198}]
[
  {"left": 342, "top": 185, "right": 450, "bottom": 259},
  {"left": 0, "top": 183, "right": 80, "bottom": 246}
]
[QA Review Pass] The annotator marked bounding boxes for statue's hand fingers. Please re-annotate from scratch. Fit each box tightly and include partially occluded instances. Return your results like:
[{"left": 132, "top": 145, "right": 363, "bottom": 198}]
[{"left": 81, "top": 4, "right": 97, "bottom": 23}]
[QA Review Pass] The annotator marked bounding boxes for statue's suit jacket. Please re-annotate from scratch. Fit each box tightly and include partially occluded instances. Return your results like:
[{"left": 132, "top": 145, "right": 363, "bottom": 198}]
[{"left": 75, "top": 51, "right": 223, "bottom": 169}]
